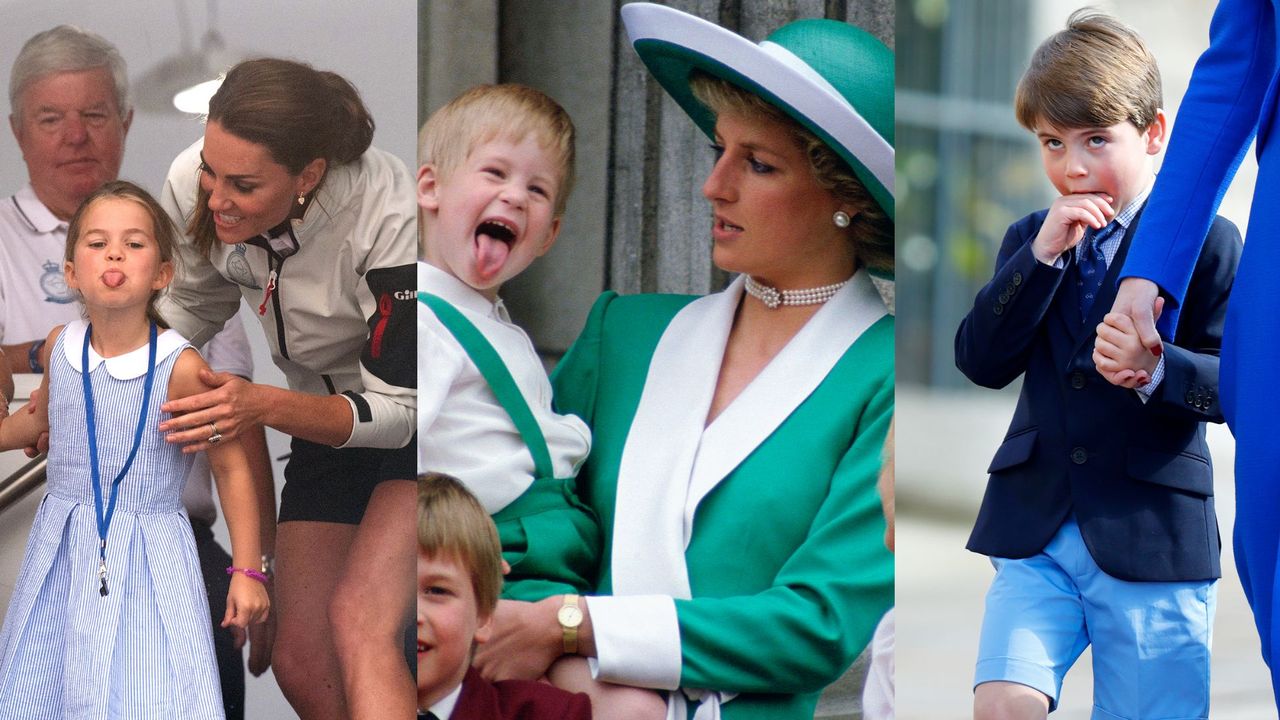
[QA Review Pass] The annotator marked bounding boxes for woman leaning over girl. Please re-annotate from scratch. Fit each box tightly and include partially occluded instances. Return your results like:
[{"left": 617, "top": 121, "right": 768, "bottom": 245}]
[{"left": 155, "top": 59, "right": 417, "bottom": 719}]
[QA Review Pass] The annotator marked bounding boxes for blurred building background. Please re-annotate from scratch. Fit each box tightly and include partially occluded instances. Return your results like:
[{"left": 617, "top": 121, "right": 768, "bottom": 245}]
[{"left": 895, "top": 1, "right": 1271, "bottom": 717}]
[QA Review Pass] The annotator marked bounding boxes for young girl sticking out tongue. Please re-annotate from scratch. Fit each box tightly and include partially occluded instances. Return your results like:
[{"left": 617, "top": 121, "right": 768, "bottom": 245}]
[{"left": 0, "top": 181, "right": 269, "bottom": 719}]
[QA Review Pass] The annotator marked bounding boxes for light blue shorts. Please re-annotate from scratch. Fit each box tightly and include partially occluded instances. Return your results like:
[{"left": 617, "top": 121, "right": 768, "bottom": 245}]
[{"left": 974, "top": 517, "right": 1216, "bottom": 719}]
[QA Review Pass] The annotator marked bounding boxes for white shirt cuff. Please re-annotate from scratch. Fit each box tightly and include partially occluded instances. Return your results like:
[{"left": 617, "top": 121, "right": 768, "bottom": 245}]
[
  {"left": 587, "top": 594, "right": 682, "bottom": 690},
  {"left": 1134, "top": 354, "right": 1166, "bottom": 403},
  {"left": 335, "top": 392, "right": 414, "bottom": 449}
]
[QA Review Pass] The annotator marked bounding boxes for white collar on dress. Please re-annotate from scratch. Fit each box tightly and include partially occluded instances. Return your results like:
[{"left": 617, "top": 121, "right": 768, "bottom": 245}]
[{"left": 62, "top": 319, "right": 189, "bottom": 379}]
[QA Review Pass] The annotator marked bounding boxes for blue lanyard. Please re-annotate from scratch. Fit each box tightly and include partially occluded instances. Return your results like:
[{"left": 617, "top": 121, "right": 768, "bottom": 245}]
[{"left": 82, "top": 322, "right": 157, "bottom": 597}]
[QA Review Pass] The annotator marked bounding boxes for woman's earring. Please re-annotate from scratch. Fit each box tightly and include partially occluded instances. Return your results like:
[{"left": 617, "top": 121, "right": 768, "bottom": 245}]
[
  {"left": 297, "top": 191, "right": 307, "bottom": 206},
  {"left": 833, "top": 210, "right": 852, "bottom": 228}
]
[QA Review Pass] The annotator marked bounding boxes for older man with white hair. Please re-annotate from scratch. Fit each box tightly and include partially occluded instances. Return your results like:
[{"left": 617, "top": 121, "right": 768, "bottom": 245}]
[{"left": 0, "top": 25, "right": 131, "bottom": 373}]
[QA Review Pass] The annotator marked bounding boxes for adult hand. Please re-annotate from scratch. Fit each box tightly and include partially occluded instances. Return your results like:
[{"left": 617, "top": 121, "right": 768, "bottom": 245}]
[
  {"left": 1103, "top": 276, "right": 1164, "bottom": 374},
  {"left": 230, "top": 605, "right": 277, "bottom": 676},
  {"left": 472, "top": 598, "right": 563, "bottom": 681},
  {"left": 160, "top": 369, "right": 264, "bottom": 452}
]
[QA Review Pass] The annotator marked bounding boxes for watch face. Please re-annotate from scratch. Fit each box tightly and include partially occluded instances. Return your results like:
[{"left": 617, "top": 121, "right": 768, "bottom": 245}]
[{"left": 558, "top": 605, "right": 584, "bottom": 627}]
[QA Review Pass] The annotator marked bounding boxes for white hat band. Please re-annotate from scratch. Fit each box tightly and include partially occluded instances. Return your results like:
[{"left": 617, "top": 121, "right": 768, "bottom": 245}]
[{"left": 758, "top": 41, "right": 894, "bottom": 194}]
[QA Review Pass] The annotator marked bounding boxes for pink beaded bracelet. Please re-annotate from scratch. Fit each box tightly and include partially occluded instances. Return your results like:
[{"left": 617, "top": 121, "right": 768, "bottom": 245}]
[{"left": 226, "top": 566, "right": 270, "bottom": 584}]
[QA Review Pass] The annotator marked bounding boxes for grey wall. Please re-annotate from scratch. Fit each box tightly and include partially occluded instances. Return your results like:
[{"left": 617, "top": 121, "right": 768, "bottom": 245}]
[{"left": 0, "top": 0, "right": 418, "bottom": 200}]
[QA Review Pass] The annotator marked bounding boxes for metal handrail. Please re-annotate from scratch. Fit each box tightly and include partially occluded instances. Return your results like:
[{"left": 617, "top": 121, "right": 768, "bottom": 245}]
[{"left": 0, "top": 455, "right": 47, "bottom": 516}]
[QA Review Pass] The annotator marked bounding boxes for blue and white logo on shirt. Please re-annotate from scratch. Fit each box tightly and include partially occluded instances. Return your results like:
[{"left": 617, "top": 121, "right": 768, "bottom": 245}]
[{"left": 40, "top": 259, "right": 73, "bottom": 304}]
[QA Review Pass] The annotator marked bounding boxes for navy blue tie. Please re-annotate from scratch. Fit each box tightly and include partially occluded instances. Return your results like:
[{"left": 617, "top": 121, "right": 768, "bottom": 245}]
[{"left": 1077, "top": 221, "right": 1118, "bottom": 320}]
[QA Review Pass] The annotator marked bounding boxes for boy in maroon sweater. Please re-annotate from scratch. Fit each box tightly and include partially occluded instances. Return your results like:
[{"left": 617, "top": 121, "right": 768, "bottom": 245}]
[{"left": 418, "top": 473, "right": 591, "bottom": 720}]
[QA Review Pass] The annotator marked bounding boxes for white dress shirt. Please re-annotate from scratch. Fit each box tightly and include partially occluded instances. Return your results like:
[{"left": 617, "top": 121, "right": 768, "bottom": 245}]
[
  {"left": 418, "top": 261, "right": 590, "bottom": 513},
  {"left": 427, "top": 683, "right": 461, "bottom": 719}
]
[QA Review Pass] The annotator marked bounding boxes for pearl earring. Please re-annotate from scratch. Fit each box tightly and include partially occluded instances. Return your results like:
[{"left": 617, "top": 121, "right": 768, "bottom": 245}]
[
  {"left": 297, "top": 192, "right": 307, "bottom": 206},
  {"left": 833, "top": 210, "right": 851, "bottom": 228}
]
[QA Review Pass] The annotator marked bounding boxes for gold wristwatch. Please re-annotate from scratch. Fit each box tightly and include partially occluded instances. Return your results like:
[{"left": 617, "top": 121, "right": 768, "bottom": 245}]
[{"left": 557, "top": 594, "right": 585, "bottom": 654}]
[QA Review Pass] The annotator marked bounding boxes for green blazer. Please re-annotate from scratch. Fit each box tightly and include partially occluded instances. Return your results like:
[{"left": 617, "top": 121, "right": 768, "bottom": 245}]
[{"left": 552, "top": 279, "right": 894, "bottom": 720}]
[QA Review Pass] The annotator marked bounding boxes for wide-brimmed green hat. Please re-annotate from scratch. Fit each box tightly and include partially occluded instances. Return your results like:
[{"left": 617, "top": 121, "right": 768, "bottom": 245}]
[{"left": 622, "top": 2, "right": 894, "bottom": 221}]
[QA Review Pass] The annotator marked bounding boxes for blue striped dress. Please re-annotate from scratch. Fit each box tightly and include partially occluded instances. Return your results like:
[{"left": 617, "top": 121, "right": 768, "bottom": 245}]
[{"left": 0, "top": 321, "right": 223, "bottom": 719}]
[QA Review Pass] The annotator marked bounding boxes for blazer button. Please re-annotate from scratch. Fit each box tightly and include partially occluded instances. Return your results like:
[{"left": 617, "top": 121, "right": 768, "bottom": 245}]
[
  {"left": 1185, "top": 390, "right": 1196, "bottom": 405},
  {"left": 1012, "top": 272, "right": 1023, "bottom": 286},
  {"left": 993, "top": 304, "right": 1004, "bottom": 315},
  {"left": 998, "top": 292, "right": 1010, "bottom": 303},
  {"left": 1005, "top": 283, "right": 1016, "bottom": 295},
  {"left": 1070, "top": 372, "right": 1086, "bottom": 389},
  {"left": 1070, "top": 447, "right": 1088, "bottom": 464}
]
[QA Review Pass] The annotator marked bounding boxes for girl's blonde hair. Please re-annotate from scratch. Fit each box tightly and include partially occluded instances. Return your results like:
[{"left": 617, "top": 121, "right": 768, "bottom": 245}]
[{"left": 64, "top": 180, "right": 176, "bottom": 328}]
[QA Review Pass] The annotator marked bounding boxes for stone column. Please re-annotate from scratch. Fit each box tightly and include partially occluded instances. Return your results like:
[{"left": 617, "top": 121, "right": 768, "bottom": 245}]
[{"left": 607, "top": 0, "right": 893, "bottom": 300}]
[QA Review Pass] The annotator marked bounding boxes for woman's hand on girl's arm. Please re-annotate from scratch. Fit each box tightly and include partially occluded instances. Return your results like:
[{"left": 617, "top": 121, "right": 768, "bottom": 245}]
[
  {"left": 159, "top": 368, "right": 355, "bottom": 450},
  {"left": 472, "top": 596, "right": 595, "bottom": 681}
]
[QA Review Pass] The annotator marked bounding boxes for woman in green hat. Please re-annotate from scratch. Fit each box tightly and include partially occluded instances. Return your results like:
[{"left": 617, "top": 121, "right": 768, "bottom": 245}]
[{"left": 475, "top": 5, "right": 894, "bottom": 719}]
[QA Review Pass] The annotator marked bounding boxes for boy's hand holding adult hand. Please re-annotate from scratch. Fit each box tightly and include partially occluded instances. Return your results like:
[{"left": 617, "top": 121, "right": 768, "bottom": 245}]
[
  {"left": 1107, "top": 277, "right": 1164, "bottom": 358},
  {"left": 1093, "top": 301, "right": 1163, "bottom": 388},
  {"left": 1031, "top": 193, "right": 1115, "bottom": 265}
]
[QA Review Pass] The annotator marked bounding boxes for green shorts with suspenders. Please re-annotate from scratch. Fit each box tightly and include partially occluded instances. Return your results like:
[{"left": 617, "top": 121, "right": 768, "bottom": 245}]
[{"left": 421, "top": 292, "right": 601, "bottom": 601}]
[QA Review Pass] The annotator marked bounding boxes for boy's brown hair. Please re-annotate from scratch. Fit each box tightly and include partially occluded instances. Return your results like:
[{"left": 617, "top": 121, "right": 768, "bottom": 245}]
[
  {"left": 419, "top": 83, "right": 577, "bottom": 216},
  {"left": 418, "top": 472, "right": 503, "bottom": 616},
  {"left": 1015, "top": 9, "right": 1161, "bottom": 132}
]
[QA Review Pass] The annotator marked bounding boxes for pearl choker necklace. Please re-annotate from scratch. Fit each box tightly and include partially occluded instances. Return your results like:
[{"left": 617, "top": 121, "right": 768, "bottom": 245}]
[{"left": 744, "top": 276, "right": 849, "bottom": 309}]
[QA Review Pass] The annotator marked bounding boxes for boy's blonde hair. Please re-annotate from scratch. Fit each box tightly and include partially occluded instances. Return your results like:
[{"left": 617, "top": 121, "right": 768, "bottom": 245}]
[
  {"left": 419, "top": 84, "right": 577, "bottom": 217},
  {"left": 418, "top": 472, "right": 503, "bottom": 616},
  {"left": 1015, "top": 10, "right": 1161, "bottom": 132}
]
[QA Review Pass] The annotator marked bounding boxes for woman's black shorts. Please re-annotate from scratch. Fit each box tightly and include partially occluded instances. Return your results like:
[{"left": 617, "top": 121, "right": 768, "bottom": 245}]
[{"left": 277, "top": 434, "right": 415, "bottom": 524}]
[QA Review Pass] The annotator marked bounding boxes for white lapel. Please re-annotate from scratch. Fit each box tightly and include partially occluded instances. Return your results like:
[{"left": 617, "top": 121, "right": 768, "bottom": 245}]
[
  {"left": 684, "top": 271, "right": 887, "bottom": 533},
  {"left": 610, "top": 271, "right": 887, "bottom": 600},
  {"left": 610, "top": 280, "right": 736, "bottom": 598}
]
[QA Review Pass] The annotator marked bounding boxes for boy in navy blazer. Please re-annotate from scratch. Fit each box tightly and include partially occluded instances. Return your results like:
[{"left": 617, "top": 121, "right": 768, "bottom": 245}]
[
  {"left": 955, "top": 11, "right": 1242, "bottom": 720},
  {"left": 418, "top": 473, "right": 591, "bottom": 720}
]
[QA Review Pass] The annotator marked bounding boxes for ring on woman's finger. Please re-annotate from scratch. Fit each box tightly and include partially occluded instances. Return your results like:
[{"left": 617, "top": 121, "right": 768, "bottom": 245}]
[{"left": 208, "top": 423, "right": 223, "bottom": 445}]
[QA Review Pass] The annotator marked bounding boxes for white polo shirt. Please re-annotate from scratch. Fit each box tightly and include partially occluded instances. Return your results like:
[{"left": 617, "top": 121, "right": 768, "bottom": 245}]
[{"left": 0, "top": 185, "right": 81, "bottom": 345}]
